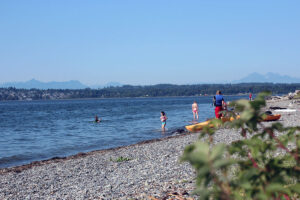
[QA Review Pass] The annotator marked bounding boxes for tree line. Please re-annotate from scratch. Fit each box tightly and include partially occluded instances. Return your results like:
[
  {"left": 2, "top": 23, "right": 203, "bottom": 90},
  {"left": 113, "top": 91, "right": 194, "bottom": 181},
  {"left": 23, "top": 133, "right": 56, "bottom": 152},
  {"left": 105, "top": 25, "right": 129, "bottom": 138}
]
[{"left": 0, "top": 83, "right": 299, "bottom": 101}]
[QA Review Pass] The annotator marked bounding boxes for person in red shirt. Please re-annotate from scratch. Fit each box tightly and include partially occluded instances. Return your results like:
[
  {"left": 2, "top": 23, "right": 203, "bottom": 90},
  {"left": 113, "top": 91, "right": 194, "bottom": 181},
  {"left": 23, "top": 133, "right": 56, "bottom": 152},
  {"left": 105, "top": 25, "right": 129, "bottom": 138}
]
[
  {"left": 249, "top": 93, "right": 252, "bottom": 101},
  {"left": 213, "top": 90, "right": 225, "bottom": 119}
]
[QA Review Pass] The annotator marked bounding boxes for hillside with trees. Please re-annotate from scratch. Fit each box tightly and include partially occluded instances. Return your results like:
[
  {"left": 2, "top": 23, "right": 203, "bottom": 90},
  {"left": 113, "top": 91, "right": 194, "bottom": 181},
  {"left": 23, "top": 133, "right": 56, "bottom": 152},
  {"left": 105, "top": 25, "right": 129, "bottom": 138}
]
[{"left": 0, "top": 83, "right": 300, "bottom": 101}]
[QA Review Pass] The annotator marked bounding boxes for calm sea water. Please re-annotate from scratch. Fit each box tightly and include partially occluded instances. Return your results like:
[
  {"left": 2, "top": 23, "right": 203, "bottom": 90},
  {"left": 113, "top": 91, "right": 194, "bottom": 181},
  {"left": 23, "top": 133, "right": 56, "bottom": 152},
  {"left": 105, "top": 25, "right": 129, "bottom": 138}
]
[{"left": 0, "top": 96, "right": 247, "bottom": 168}]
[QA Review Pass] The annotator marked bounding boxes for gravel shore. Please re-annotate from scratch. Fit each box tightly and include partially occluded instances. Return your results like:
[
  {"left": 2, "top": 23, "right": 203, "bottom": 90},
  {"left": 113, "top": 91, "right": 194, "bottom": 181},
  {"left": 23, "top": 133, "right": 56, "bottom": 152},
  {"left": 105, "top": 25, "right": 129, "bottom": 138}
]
[{"left": 1, "top": 99, "right": 299, "bottom": 200}]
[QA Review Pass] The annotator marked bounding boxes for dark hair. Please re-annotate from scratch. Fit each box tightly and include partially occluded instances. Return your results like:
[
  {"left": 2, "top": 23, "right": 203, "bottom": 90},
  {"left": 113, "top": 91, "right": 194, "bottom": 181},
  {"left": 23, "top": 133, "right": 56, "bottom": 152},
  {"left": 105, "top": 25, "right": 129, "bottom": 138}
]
[{"left": 161, "top": 111, "right": 165, "bottom": 116}]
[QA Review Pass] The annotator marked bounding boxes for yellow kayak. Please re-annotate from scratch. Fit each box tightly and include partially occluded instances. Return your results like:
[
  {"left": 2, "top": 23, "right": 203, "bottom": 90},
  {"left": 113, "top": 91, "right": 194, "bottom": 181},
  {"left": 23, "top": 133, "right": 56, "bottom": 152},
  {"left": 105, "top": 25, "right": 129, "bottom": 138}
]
[
  {"left": 185, "top": 120, "right": 214, "bottom": 132},
  {"left": 185, "top": 116, "right": 236, "bottom": 133},
  {"left": 185, "top": 114, "right": 281, "bottom": 132}
]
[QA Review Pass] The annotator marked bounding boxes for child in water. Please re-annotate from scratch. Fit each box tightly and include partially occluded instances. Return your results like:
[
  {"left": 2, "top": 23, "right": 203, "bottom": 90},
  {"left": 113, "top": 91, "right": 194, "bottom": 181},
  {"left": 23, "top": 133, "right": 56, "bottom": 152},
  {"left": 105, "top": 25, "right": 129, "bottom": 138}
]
[
  {"left": 192, "top": 101, "right": 199, "bottom": 121},
  {"left": 160, "top": 111, "right": 167, "bottom": 132}
]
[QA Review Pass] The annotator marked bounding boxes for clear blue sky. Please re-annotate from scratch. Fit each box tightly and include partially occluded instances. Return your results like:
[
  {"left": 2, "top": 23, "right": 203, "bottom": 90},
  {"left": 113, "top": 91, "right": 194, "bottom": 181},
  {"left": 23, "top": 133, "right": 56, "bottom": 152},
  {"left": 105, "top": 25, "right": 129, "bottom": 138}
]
[{"left": 1, "top": 0, "right": 299, "bottom": 85}]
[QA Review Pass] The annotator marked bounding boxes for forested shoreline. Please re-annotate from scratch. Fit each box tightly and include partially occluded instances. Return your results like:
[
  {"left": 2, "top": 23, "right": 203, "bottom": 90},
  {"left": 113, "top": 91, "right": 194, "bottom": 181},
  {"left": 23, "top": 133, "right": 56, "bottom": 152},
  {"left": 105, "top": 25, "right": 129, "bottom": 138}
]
[{"left": 1, "top": 83, "right": 299, "bottom": 101}]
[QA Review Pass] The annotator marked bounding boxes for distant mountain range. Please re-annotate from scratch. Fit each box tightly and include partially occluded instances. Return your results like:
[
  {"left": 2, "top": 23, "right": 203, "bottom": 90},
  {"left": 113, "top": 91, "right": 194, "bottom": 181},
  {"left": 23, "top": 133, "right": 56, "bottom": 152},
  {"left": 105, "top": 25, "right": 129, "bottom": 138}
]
[
  {"left": 0, "top": 79, "right": 123, "bottom": 89},
  {"left": 233, "top": 72, "right": 300, "bottom": 83},
  {"left": 1, "top": 72, "right": 299, "bottom": 89}
]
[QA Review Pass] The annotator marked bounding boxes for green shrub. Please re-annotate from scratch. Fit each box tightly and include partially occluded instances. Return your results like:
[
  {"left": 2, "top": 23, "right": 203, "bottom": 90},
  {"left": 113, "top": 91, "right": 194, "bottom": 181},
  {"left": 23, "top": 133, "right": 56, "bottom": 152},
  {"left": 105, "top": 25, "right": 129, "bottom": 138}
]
[
  {"left": 110, "top": 156, "right": 132, "bottom": 162},
  {"left": 182, "top": 92, "right": 300, "bottom": 200}
]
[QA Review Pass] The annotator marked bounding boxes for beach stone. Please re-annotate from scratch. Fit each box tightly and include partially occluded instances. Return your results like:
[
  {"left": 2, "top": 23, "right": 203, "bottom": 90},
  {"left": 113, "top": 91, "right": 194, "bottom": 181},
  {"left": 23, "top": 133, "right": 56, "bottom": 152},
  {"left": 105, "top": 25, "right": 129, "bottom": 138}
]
[{"left": 0, "top": 99, "right": 299, "bottom": 199}]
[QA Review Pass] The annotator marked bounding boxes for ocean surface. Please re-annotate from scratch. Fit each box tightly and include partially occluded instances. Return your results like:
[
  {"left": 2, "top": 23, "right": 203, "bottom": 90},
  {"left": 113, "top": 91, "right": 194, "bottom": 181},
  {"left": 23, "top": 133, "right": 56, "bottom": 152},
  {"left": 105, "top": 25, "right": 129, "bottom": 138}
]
[{"left": 0, "top": 95, "right": 247, "bottom": 168}]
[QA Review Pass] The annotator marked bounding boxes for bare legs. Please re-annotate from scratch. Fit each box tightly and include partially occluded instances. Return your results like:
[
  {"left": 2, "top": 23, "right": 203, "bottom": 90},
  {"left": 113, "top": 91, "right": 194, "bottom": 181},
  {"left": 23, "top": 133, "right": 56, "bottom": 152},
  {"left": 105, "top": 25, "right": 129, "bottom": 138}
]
[
  {"left": 161, "top": 123, "right": 166, "bottom": 132},
  {"left": 193, "top": 111, "right": 199, "bottom": 120}
]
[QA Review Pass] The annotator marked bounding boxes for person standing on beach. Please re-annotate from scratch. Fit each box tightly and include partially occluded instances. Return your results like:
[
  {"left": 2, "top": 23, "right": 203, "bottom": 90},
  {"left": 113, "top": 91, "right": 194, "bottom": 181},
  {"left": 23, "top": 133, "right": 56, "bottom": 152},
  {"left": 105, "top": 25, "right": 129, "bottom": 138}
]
[
  {"left": 160, "top": 111, "right": 167, "bottom": 132},
  {"left": 213, "top": 90, "right": 225, "bottom": 119},
  {"left": 249, "top": 93, "right": 253, "bottom": 101},
  {"left": 192, "top": 101, "right": 199, "bottom": 120}
]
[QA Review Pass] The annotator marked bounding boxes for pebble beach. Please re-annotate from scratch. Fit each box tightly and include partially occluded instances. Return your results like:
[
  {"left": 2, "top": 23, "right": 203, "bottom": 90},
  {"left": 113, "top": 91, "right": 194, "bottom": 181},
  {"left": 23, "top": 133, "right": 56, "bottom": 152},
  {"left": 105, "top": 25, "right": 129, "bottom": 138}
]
[{"left": 1, "top": 98, "right": 299, "bottom": 200}]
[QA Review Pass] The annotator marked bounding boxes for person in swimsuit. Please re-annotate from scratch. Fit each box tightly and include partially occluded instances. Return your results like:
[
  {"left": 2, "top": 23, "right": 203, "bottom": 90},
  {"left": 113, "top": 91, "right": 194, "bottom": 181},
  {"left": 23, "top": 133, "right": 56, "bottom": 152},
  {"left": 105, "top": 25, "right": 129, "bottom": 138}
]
[
  {"left": 160, "top": 111, "right": 167, "bottom": 132},
  {"left": 213, "top": 90, "right": 225, "bottom": 119},
  {"left": 192, "top": 101, "right": 199, "bottom": 120},
  {"left": 95, "top": 115, "right": 101, "bottom": 123}
]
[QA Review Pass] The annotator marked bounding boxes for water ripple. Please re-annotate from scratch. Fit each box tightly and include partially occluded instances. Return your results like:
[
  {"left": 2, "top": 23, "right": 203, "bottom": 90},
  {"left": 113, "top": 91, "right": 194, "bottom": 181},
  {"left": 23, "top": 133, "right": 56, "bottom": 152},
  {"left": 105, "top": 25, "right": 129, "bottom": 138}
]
[{"left": 0, "top": 96, "right": 247, "bottom": 168}]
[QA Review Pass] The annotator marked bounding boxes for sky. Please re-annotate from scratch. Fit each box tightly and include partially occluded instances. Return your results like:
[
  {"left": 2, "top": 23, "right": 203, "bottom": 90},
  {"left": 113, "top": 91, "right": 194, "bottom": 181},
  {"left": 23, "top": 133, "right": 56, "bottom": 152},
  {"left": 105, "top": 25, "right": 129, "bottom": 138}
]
[{"left": 0, "top": 0, "right": 300, "bottom": 86}]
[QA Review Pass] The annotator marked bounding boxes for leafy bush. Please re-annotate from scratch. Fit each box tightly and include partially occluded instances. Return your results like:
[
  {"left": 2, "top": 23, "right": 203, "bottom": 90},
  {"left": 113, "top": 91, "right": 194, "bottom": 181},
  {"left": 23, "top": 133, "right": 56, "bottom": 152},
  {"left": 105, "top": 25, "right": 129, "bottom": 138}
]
[{"left": 182, "top": 92, "right": 300, "bottom": 200}]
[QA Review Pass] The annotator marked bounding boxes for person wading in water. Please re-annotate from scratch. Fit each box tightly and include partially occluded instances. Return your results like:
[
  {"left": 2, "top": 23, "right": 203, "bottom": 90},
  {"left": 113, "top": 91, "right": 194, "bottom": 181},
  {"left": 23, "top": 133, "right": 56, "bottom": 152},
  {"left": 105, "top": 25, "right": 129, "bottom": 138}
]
[
  {"left": 192, "top": 101, "right": 199, "bottom": 121},
  {"left": 95, "top": 115, "right": 101, "bottom": 123},
  {"left": 160, "top": 111, "right": 167, "bottom": 132}
]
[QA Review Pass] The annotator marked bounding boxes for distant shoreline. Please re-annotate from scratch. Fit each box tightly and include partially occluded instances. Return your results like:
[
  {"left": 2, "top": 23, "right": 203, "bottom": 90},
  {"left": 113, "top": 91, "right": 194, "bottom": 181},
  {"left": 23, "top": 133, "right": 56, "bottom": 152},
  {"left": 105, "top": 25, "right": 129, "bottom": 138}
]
[
  {"left": 1, "top": 82, "right": 299, "bottom": 101},
  {"left": 0, "top": 94, "right": 250, "bottom": 102}
]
